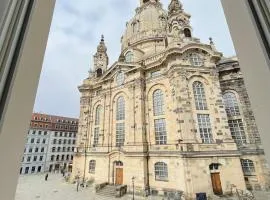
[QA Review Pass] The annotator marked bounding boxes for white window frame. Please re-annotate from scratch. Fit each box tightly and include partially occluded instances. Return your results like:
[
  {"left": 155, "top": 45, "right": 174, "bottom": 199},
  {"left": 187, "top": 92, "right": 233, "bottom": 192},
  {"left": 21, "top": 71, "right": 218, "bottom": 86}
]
[
  {"left": 193, "top": 81, "right": 208, "bottom": 110},
  {"left": 154, "top": 162, "right": 168, "bottom": 181},
  {"left": 197, "top": 114, "right": 213, "bottom": 144}
]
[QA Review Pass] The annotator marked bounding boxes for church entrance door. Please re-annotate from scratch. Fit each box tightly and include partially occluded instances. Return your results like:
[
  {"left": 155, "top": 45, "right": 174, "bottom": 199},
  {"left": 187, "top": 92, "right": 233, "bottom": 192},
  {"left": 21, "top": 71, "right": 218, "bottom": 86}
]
[{"left": 211, "top": 172, "right": 223, "bottom": 195}]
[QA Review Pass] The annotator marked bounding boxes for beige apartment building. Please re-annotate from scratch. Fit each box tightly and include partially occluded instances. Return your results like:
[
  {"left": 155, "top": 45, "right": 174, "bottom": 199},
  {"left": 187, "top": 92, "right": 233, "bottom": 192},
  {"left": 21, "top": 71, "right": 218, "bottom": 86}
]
[{"left": 72, "top": 0, "right": 270, "bottom": 198}]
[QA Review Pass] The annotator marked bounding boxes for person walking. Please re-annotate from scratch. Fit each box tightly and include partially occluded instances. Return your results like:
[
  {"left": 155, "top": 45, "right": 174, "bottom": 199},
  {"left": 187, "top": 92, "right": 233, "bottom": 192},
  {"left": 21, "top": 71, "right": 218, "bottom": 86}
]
[
  {"left": 76, "top": 178, "right": 80, "bottom": 192},
  {"left": 45, "top": 173, "right": 48, "bottom": 181}
]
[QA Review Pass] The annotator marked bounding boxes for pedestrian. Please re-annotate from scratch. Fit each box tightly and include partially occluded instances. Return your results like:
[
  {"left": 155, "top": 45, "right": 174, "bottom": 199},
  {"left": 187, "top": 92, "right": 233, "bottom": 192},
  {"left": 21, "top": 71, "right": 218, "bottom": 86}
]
[
  {"left": 45, "top": 173, "right": 48, "bottom": 181},
  {"left": 76, "top": 178, "right": 80, "bottom": 192}
]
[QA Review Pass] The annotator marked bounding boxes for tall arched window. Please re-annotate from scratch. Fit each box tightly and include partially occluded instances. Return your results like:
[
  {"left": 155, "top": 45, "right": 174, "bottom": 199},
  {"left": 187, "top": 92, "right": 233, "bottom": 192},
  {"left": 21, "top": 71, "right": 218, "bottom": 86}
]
[
  {"left": 125, "top": 51, "right": 133, "bottom": 63},
  {"left": 89, "top": 160, "right": 96, "bottom": 173},
  {"left": 154, "top": 162, "right": 168, "bottom": 181},
  {"left": 241, "top": 159, "right": 255, "bottom": 175},
  {"left": 153, "top": 89, "right": 164, "bottom": 116},
  {"left": 116, "top": 96, "right": 125, "bottom": 147},
  {"left": 116, "top": 96, "right": 125, "bottom": 120},
  {"left": 223, "top": 92, "right": 240, "bottom": 117},
  {"left": 193, "top": 81, "right": 208, "bottom": 110},
  {"left": 95, "top": 105, "right": 101, "bottom": 125}
]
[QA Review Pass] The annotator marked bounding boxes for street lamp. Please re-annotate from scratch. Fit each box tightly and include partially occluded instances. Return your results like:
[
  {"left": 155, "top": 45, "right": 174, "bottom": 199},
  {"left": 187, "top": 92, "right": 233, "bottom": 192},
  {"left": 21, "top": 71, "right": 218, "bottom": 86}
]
[{"left": 132, "top": 176, "right": 135, "bottom": 200}]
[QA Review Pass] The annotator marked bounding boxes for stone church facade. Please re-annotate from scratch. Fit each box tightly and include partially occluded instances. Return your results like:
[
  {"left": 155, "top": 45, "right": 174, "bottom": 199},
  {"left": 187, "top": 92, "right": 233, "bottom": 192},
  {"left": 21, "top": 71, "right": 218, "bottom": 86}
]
[{"left": 72, "top": 0, "right": 270, "bottom": 198}]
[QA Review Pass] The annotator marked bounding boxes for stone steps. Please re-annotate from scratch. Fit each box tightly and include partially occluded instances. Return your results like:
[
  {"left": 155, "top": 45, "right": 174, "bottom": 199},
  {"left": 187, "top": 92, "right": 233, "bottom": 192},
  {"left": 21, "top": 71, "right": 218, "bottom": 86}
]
[{"left": 96, "top": 185, "right": 116, "bottom": 198}]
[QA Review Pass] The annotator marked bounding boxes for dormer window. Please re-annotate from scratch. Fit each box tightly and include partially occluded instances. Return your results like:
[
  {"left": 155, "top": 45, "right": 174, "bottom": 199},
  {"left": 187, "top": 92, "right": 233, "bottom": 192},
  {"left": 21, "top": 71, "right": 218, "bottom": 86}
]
[
  {"left": 125, "top": 51, "right": 133, "bottom": 63},
  {"left": 190, "top": 53, "right": 203, "bottom": 67}
]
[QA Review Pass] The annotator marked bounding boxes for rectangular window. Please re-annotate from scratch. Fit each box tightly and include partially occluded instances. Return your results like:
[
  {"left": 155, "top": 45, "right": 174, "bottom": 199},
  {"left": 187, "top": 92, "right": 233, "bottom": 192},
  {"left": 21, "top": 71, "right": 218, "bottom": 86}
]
[
  {"left": 33, "top": 156, "right": 37, "bottom": 162},
  {"left": 197, "top": 114, "right": 213, "bottom": 143},
  {"left": 154, "top": 119, "right": 167, "bottom": 145},
  {"left": 36, "top": 139, "right": 40, "bottom": 144},
  {"left": 39, "top": 156, "right": 43, "bottom": 161},
  {"left": 116, "top": 123, "right": 125, "bottom": 147},
  {"left": 38, "top": 131, "right": 42, "bottom": 135},
  {"left": 25, "top": 167, "right": 29, "bottom": 174},
  {"left": 31, "top": 166, "right": 35, "bottom": 173},
  {"left": 42, "top": 139, "right": 46, "bottom": 144},
  {"left": 31, "top": 139, "right": 34, "bottom": 143},
  {"left": 228, "top": 119, "right": 247, "bottom": 145},
  {"left": 93, "top": 127, "right": 99, "bottom": 146},
  {"left": 37, "top": 166, "right": 42, "bottom": 173},
  {"left": 27, "top": 156, "right": 31, "bottom": 162}
]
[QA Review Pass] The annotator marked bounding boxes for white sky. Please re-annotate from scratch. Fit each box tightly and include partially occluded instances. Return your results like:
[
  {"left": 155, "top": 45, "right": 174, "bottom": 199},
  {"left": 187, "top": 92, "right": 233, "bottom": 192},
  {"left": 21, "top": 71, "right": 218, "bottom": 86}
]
[{"left": 34, "top": 0, "right": 236, "bottom": 118}]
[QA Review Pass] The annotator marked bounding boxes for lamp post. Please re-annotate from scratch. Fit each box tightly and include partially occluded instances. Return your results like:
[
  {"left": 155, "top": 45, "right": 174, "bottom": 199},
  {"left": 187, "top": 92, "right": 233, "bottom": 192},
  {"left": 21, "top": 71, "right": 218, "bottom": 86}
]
[{"left": 132, "top": 176, "right": 135, "bottom": 200}]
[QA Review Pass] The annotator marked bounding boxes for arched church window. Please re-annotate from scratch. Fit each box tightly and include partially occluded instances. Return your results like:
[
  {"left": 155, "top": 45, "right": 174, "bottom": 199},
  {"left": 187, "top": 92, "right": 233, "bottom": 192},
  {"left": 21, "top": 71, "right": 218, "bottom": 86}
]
[
  {"left": 116, "top": 96, "right": 125, "bottom": 147},
  {"left": 116, "top": 72, "right": 125, "bottom": 86},
  {"left": 184, "top": 28, "right": 191, "bottom": 37},
  {"left": 116, "top": 96, "right": 125, "bottom": 120},
  {"left": 95, "top": 105, "right": 102, "bottom": 125},
  {"left": 125, "top": 51, "right": 133, "bottom": 63},
  {"left": 154, "top": 162, "right": 168, "bottom": 181},
  {"left": 153, "top": 89, "right": 164, "bottom": 116},
  {"left": 193, "top": 81, "right": 208, "bottom": 110},
  {"left": 96, "top": 68, "right": 102, "bottom": 77},
  {"left": 190, "top": 53, "right": 203, "bottom": 67},
  {"left": 223, "top": 92, "right": 240, "bottom": 117}
]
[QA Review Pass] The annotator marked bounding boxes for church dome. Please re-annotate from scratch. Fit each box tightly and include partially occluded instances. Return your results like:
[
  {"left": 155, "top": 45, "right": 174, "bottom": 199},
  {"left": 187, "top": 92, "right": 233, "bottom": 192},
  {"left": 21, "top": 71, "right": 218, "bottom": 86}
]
[{"left": 121, "top": 0, "right": 167, "bottom": 52}]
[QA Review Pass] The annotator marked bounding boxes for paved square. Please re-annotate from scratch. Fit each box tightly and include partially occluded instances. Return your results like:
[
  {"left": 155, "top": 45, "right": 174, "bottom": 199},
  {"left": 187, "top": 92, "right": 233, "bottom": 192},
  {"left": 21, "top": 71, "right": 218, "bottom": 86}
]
[
  {"left": 15, "top": 174, "right": 152, "bottom": 200},
  {"left": 15, "top": 174, "right": 96, "bottom": 200}
]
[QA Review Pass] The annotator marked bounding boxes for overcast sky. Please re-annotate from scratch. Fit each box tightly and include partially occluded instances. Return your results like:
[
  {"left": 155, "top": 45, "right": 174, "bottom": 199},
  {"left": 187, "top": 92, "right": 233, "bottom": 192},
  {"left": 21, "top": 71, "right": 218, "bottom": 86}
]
[{"left": 33, "top": 0, "right": 236, "bottom": 118}]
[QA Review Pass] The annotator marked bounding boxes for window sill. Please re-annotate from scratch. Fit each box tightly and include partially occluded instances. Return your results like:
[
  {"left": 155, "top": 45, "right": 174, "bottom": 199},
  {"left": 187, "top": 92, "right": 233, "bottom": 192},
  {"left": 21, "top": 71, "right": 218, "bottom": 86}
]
[{"left": 155, "top": 178, "right": 169, "bottom": 182}]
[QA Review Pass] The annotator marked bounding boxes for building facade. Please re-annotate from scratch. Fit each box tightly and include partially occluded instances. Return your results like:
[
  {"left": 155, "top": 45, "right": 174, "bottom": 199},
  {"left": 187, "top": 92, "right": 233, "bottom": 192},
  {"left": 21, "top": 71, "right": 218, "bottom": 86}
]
[
  {"left": 72, "top": 0, "right": 270, "bottom": 198},
  {"left": 20, "top": 113, "right": 78, "bottom": 175}
]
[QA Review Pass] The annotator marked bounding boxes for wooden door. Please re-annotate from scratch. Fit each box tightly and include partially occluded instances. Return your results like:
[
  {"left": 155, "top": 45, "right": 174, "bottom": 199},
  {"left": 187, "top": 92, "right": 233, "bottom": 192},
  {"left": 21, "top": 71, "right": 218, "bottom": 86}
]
[
  {"left": 115, "top": 168, "right": 123, "bottom": 185},
  {"left": 211, "top": 173, "right": 223, "bottom": 195}
]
